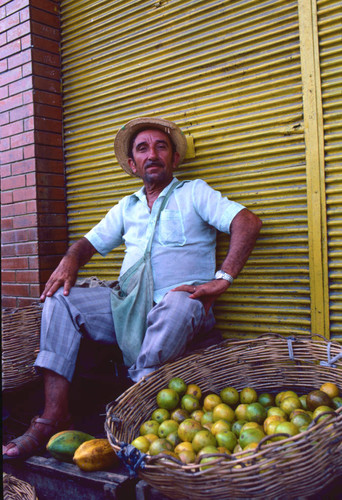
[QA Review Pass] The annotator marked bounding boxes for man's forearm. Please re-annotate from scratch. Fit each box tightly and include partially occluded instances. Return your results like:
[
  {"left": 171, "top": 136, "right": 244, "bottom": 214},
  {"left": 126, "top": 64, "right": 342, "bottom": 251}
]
[
  {"left": 220, "top": 208, "right": 262, "bottom": 278},
  {"left": 66, "top": 237, "right": 97, "bottom": 268}
]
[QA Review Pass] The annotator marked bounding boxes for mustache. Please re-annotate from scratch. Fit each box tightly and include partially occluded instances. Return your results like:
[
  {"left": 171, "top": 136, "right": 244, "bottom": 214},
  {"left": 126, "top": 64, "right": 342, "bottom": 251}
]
[{"left": 145, "top": 160, "right": 164, "bottom": 169}]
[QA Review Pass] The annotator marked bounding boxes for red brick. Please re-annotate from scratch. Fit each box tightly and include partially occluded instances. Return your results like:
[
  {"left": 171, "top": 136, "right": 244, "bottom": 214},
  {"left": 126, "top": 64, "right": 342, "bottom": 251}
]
[
  {"left": 1, "top": 10, "right": 20, "bottom": 31},
  {"left": 35, "top": 144, "right": 63, "bottom": 161},
  {"left": 21, "top": 33, "right": 31, "bottom": 50},
  {"left": 1, "top": 227, "right": 37, "bottom": 243},
  {"left": 12, "top": 186, "right": 36, "bottom": 202},
  {"left": 0, "top": 58, "right": 8, "bottom": 73},
  {"left": 38, "top": 199, "right": 66, "bottom": 213},
  {"left": 26, "top": 200, "right": 38, "bottom": 212},
  {"left": 16, "top": 269, "right": 40, "bottom": 282},
  {"left": 32, "top": 61, "right": 60, "bottom": 80},
  {"left": 1, "top": 205, "right": 14, "bottom": 217},
  {"left": 39, "top": 254, "right": 62, "bottom": 269},
  {"left": 2, "top": 283, "right": 30, "bottom": 296},
  {"left": 7, "top": 19, "right": 30, "bottom": 42},
  {"left": 32, "top": 48, "right": 60, "bottom": 67},
  {"left": 36, "top": 158, "right": 63, "bottom": 173},
  {"left": 39, "top": 240, "right": 67, "bottom": 255},
  {"left": 2, "top": 297, "right": 17, "bottom": 307},
  {"left": 1, "top": 191, "right": 13, "bottom": 204},
  {"left": 5, "top": 0, "right": 30, "bottom": 17},
  {"left": 28, "top": 256, "right": 39, "bottom": 269},
  {"left": 1, "top": 92, "right": 23, "bottom": 112},
  {"left": 37, "top": 186, "right": 64, "bottom": 200},
  {"left": 1, "top": 119, "right": 24, "bottom": 138},
  {"left": 0, "top": 31, "right": 6, "bottom": 45},
  {"left": 26, "top": 172, "right": 36, "bottom": 186},
  {"left": 14, "top": 241, "right": 39, "bottom": 255},
  {"left": 33, "top": 75, "right": 60, "bottom": 93},
  {"left": 1, "top": 39, "right": 21, "bottom": 59},
  {"left": 9, "top": 75, "right": 33, "bottom": 96},
  {"left": 1, "top": 147, "right": 24, "bottom": 164},
  {"left": 29, "top": 283, "right": 41, "bottom": 296},
  {"left": 31, "top": 20, "right": 59, "bottom": 41},
  {"left": 10, "top": 130, "right": 35, "bottom": 149},
  {"left": 36, "top": 130, "right": 62, "bottom": 147},
  {"left": 31, "top": 34, "right": 59, "bottom": 54},
  {"left": 1, "top": 174, "right": 26, "bottom": 190},
  {"left": 7, "top": 201, "right": 26, "bottom": 215},
  {"left": 38, "top": 213, "right": 67, "bottom": 226},
  {"left": 11, "top": 158, "right": 36, "bottom": 175},
  {"left": 1, "top": 218, "right": 14, "bottom": 230},
  {"left": 35, "top": 116, "right": 62, "bottom": 133},
  {"left": 0, "top": 85, "right": 9, "bottom": 100},
  {"left": 34, "top": 103, "right": 62, "bottom": 120},
  {"left": 10, "top": 102, "right": 34, "bottom": 121},
  {"left": 34, "top": 89, "right": 61, "bottom": 106},
  {"left": 24, "top": 116, "right": 35, "bottom": 130},
  {"left": 1, "top": 66, "right": 22, "bottom": 86},
  {"left": 19, "top": 6, "right": 30, "bottom": 23},
  {"left": 30, "top": 6, "right": 59, "bottom": 28},
  {"left": 22, "top": 61, "right": 32, "bottom": 77},
  {"left": 23, "top": 89, "right": 34, "bottom": 104},
  {"left": 8, "top": 48, "right": 31, "bottom": 70},
  {"left": 2, "top": 270, "right": 16, "bottom": 282},
  {"left": 1, "top": 164, "right": 12, "bottom": 177},
  {"left": 1, "top": 137, "right": 10, "bottom": 150},
  {"left": 12, "top": 213, "right": 37, "bottom": 228},
  {"left": 31, "top": 0, "right": 59, "bottom": 16},
  {"left": 0, "top": 110, "right": 10, "bottom": 126},
  {"left": 24, "top": 144, "right": 35, "bottom": 158},
  {"left": 36, "top": 172, "right": 64, "bottom": 187},
  {"left": 2, "top": 256, "right": 29, "bottom": 269}
]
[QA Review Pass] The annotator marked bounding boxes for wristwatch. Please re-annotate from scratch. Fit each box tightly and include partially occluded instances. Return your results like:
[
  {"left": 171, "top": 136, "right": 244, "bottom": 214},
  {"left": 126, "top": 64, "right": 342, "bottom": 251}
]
[{"left": 215, "top": 270, "right": 234, "bottom": 284}]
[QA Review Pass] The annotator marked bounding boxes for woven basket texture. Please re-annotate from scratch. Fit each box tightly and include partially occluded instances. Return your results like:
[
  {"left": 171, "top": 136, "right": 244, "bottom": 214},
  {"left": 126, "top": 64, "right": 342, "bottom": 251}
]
[
  {"left": 2, "top": 302, "right": 42, "bottom": 391},
  {"left": 106, "top": 334, "right": 342, "bottom": 499},
  {"left": 3, "top": 473, "right": 37, "bottom": 500}
]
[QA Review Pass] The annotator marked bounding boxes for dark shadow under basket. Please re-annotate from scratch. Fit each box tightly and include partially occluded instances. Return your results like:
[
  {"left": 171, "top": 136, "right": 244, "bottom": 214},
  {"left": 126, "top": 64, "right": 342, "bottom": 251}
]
[
  {"left": 2, "top": 302, "right": 42, "bottom": 391},
  {"left": 106, "top": 334, "right": 342, "bottom": 499}
]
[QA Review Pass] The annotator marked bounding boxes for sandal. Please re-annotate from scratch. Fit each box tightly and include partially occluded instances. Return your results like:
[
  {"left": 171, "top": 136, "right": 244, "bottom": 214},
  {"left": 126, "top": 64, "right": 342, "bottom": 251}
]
[{"left": 3, "top": 415, "right": 72, "bottom": 462}]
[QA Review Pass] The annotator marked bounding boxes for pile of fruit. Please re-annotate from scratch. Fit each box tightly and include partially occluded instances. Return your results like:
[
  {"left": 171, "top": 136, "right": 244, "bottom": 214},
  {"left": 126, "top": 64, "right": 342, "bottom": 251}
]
[{"left": 131, "top": 378, "right": 341, "bottom": 466}]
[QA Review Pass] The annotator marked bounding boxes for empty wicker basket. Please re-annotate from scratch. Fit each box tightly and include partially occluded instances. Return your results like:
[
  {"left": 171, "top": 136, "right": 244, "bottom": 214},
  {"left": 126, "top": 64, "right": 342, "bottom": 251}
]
[
  {"left": 106, "top": 334, "right": 342, "bottom": 499},
  {"left": 2, "top": 302, "right": 42, "bottom": 391}
]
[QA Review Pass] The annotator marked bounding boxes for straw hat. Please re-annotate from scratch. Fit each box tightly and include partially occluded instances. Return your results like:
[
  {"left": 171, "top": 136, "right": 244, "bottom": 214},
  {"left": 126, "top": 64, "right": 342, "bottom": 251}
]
[{"left": 114, "top": 117, "right": 188, "bottom": 176}]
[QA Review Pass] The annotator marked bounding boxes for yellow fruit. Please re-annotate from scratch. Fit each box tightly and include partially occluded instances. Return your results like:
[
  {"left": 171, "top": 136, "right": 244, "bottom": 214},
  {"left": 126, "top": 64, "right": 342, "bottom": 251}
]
[
  {"left": 131, "top": 436, "right": 150, "bottom": 453},
  {"left": 47, "top": 430, "right": 95, "bottom": 463},
  {"left": 239, "top": 428, "right": 265, "bottom": 449},
  {"left": 220, "top": 387, "right": 239, "bottom": 407},
  {"left": 280, "top": 397, "right": 302, "bottom": 415},
  {"left": 320, "top": 382, "right": 339, "bottom": 399},
  {"left": 211, "top": 419, "right": 231, "bottom": 436},
  {"left": 264, "top": 415, "right": 285, "bottom": 435},
  {"left": 217, "top": 446, "right": 231, "bottom": 455},
  {"left": 156, "top": 388, "right": 179, "bottom": 410},
  {"left": 178, "top": 449, "right": 196, "bottom": 464},
  {"left": 240, "top": 387, "right": 258, "bottom": 404},
  {"left": 235, "top": 403, "right": 248, "bottom": 420},
  {"left": 190, "top": 410, "right": 204, "bottom": 422},
  {"left": 168, "top": 377, "right": 187, "bottom": 396},
  {"left": 243, "top": 442, "right": 259, "bottom": 451},
  {"left": 186, "top": 384, "right": 202, "bottom": 400},
  {"left": 174, "top": 441, "right": 193, "bottom": 454},
  {"left": 73, "top": 439, "right": 118, "bottom": 471},
  {"left": 203, "top": 394, "right": 222, "bottom": 411},
  {"left": 181, "top": 394, "right": 201, "bottom": 412},
  {"left": 245, "top": 402, "right": 267, "bottom": 424},
  {"left": 192, "top": 429, "right": 217, "bottom": 453},
  {"left": 197, "top": 445, "right": 219, "bottom": 459},
  {"left": 140, "top": 420, "right": 159, "bottom": 436},
  {"left": 151, "top": 408, "right": 170, "bottom": 423},
  {"left": 178, "top": 418, "right": 202, "bottom": 442},
  {"left": 212, "top": 403, "right": 235, "bottom": 423},
  {"left": 233, "top": 443, "right": 243, "bottom": 454},
  {"left": 158, "top": 419, "right": 179, "bottom": 438},
  {"left": 241, "top": 422, "right": 264, "bottom": 432},
  {"left": 144, "top": 433, "right": 159, "bottom": 445},
  {"left": 267, "top": 407, "right": 287, "bottom": 419},
  {"left": 149, "top": 438, "right": 174, "bottom": 456},
  {"left": 274, "top": 421, "right": 299, "bottom": 439},
  {"left": 291, "top": 412, "right": 312, "bottom": 429},
  {"left": 201, "top": 411, "right": 214, "bottom": 426},
  {"left": 312, "top": 405, "right": 335, "bottom": 423},
  {"left": 299, "top": 395, "right": 308, "bottom": 410},
  {"left": 275, "top": 391, "right": 286, "bottom": 407}
]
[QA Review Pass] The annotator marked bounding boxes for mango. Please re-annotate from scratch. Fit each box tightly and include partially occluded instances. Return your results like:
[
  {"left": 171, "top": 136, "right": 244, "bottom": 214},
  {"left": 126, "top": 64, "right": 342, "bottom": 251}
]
[{"left": 47, "top": 430, "right": 95, "bottom": 463}]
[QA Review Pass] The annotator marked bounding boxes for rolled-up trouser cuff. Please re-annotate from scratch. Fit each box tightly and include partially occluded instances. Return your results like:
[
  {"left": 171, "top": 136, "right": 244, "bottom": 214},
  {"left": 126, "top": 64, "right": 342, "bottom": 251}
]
[{"left": 34, "top": 349, "right": 76, "bottom": 383}]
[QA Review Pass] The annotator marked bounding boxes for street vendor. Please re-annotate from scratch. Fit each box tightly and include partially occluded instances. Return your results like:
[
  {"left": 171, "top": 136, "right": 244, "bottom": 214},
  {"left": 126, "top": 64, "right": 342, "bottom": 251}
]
[{"left": 3, "top": 116, "right": 262, "bottom": 460}]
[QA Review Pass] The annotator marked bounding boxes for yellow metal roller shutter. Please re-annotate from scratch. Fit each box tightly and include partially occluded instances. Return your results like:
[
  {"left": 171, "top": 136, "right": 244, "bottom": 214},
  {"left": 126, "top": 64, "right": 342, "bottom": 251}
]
[
  {"left": 60, "top": 0, "right": 311, "bottom": 338},
  {"left": 317, "top": 0, "right": 342, "bottom": 342}
]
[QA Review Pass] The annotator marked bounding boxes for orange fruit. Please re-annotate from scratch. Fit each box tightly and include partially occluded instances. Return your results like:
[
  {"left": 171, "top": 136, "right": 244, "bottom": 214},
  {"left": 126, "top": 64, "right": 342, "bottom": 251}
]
[
  {"left": 168, "top": 377, "right": 187, "bottom": 396},
  {"left": 140, "top": 420, "right": 159, "bottom": 436},
  {"left": 231, "top": 420, "right": 247, "bottom": 437},
  {"left": 178, "top": 418, "right": 202, "bottom": 442},
  {"left": 203, "top": 394, "right": 222, "bottom": 411},
  {"left": 235, "top": 403, "right": 249, "bottom": 420},
  {"left": 178, "top": 449, "right": 196, "bottom": 464},
  {"left": 241, "top": 422, "right": 264, "bottom": 433},
  {"left": 149, "top": 438, "right": 173, "bottom": 455},
  {"left": 320, "top": 382, "right": 339, "bottom": 399},
  {"left": 245, "top": 402, "right": 267, "bottom": 424},
  {"left": 267, "top": 407, "right": 287, "bottom": 419},
  {"left": 312, "top": 405, "right": 335, "bottom": 423},
  {"left": 258, "top": 393, "right": 275, "bottom": 408},
  {"left": 174, "top": 441, "right": 193, "bottom": 454},
  {"left": 201, "top": 411, "right": 214, "bottom": 426},
  {"left": 239, "top": 428, "right": 265, "bottom": 449},
  {"left": 151, "top": 408, "right": 170, "bottom": 423},
  {"left": 192, "top": 430, "right": 217, "bottom": 453},
  {"left": 274, "top": 421, "right": 299, "bottom": 439},
  {"left": 158, "top": 420, "right": 179, "bottom": 438},
  {"left": 240, "top": 387, "right": 258, "bottom": 404},
  {"left": 166, "top": 431, "right": 181, "bottom": 448},
  {"left": 216, "top": 430, "right": 237, "bottom": 452},
  {"left": 171, "top": 408, "right": 189, "bottom": 424},
  {"left": 190, "top": 410, "right": 204, "bottom": 422},
  {"left": 212, "top": 403, "right": 235, "bottom": 423},
  {"left": 186, "top": 384, "right": 202, "bottom": 400},
  {"left": 332, "top": 397, "right": 342, "bottom": 409},
  {"left": 264, "top": 415, "right": 286, "bottom": 435},
  {"left": 181, "top": 394, "right": 201, "bottom": 412},
  {"left": 211, "top": 419, "right": 231, "bottom": 436},
  {"left": 280, "top": 397, "right": 302, "bottom": 415},
  {"left": 131, "top": 436, "right": 150, "bottom": 453},
  {"left": 306, "top": 390, "right": 333, "bottom": 411},
  {"left": 144, "top": 433, "right": 159, "bottom": 444},
  {"left": 156, "top": 389, "right": 179, "bottom": 410},
  {"left": 220, "top": 387, "right": 239, "bottom": 407}
]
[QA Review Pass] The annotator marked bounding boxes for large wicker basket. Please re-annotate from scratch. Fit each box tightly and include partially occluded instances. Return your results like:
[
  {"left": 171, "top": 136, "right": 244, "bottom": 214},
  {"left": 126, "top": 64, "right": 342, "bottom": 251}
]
[
  {"left": 106, "top": 334, "right": 342, "bottom": 499},
  {"left": 2, "top": 302, "right": 42, "bottom": 391}
]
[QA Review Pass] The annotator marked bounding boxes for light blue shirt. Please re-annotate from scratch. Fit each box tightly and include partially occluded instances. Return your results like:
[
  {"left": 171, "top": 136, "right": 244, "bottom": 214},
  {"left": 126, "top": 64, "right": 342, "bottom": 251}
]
[{"left": 85, "top": 178, "right": 245, "bottom": 303}]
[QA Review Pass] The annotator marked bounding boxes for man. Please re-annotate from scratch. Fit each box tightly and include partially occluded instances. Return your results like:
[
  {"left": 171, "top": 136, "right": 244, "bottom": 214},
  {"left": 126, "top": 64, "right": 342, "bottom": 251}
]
[{"left": 3, "top": 117, "right": 262, "bottom": 460}]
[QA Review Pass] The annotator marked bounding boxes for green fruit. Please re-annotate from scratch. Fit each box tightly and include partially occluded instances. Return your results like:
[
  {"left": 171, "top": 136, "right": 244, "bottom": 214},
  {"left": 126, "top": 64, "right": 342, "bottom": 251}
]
[
  {"left": 156, "top": 389, "right": 179, "bottom": 410},
  {"left": 47, "top": 430, "right": 95, "bottom": 463}
]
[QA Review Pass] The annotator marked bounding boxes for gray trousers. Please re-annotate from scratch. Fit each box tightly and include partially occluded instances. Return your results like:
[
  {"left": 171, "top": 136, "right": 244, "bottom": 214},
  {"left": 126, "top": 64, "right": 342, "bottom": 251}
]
[{"left": 34, "top": 287, "right": 215, "bottom": 383}]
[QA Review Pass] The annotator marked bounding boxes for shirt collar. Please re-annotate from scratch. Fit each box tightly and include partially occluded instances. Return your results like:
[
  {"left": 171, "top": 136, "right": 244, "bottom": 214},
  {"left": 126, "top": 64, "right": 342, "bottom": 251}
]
[{"left": 133, "top": 177, "right": 179, "bottom": 203}]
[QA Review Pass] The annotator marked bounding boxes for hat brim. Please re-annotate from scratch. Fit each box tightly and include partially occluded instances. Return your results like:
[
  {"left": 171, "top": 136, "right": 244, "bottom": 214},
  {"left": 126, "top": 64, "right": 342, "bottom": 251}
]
[{"left": 114, "top": 117, "right": 188, "bottom": 177}]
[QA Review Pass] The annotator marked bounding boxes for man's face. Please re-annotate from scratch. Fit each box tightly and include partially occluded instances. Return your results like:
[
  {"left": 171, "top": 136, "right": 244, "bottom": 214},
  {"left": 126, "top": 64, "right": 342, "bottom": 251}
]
[{"left": 128, "top": 129, "right": 180, "bottom": 186}]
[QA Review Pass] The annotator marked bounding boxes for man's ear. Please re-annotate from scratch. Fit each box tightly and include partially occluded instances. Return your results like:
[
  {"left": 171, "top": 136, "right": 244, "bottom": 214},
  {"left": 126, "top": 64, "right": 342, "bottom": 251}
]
[
  {"left": 172, "top": 151, "right": 180, "bottom": 169},
  {"left": 128, "top": 157, "right": 137, "bottom": 174}
]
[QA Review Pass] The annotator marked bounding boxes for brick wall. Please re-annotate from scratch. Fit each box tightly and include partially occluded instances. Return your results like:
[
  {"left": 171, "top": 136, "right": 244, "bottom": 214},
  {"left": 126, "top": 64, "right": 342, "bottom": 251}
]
[{"left": 1, "top": 0, "right": 67, "bottom": 307}]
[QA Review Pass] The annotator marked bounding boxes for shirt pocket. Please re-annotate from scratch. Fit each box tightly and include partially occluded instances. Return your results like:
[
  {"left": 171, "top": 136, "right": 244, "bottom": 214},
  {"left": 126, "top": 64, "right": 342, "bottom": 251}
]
[{"left": 158, "top": 209, "right": 186, "bottom": 246}]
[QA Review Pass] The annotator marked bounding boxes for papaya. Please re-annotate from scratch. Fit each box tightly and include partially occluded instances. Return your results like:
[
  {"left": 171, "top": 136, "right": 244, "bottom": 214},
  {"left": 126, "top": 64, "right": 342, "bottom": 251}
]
[
  {"left": 47, "top": 430, "right": 95, "bottom": 463},
  {"left": 73, "top": 438, "right": 119, "bottom": 471}
]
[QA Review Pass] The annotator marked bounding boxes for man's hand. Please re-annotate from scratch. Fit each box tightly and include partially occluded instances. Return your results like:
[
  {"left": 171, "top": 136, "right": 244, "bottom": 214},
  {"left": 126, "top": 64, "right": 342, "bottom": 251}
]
[
  {"left": 40, "top": 254, "right": 79, "bottom": 301},
  {"left": 171, "top": 280, "right": 230, "bottom": 315},
  {"left": 40, "top": 237, "right": 97, "bottom": 302}
]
